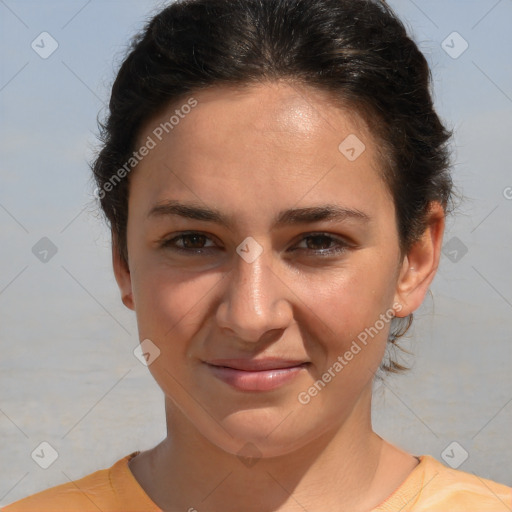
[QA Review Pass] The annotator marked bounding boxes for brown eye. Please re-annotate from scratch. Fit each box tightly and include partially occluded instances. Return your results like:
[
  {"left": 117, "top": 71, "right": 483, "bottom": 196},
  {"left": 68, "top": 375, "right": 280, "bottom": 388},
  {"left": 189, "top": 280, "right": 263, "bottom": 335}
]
[
  {"left": 293, "top": 233, "right": 349, "bottom": 256},
  {"left": 305, "top": 235, "right": 335, "bottom": 250},
  {"left": 178, "top": 233, "right": 208, "bottom": 249},
  {"left": 162, "top": 232, "right": 216, "bottom": 253}
]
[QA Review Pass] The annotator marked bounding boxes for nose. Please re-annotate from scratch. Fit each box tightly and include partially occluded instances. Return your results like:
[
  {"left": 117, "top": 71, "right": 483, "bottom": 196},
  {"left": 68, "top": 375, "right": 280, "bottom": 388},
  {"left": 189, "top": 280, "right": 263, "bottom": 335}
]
[{"left": 215, "top": 240, "right": 292, "bottom": 343}]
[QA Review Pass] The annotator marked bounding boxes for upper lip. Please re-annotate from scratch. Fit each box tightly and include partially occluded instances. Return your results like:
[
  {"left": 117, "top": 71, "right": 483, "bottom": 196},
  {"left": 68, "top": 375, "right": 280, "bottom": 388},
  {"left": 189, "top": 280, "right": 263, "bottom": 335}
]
[{"left": 205, "top": 358, "right": 309, "bottom": 371}]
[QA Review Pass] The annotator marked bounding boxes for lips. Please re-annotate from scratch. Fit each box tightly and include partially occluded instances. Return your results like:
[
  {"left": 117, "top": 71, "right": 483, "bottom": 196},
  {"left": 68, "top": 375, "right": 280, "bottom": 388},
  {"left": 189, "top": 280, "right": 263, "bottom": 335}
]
[
  {"left": 206, "top": 358, "right": 309, "bottom": 371},
  {"left": 204, "top": 358, "right": 310, "bottom": 392}
]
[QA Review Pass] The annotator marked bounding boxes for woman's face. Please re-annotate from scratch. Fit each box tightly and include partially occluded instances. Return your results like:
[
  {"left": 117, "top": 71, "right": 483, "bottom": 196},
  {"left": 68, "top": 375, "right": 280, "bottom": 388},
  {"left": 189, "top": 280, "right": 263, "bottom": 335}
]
[{"left": 115, "top": 82, "right": 430, "bottom": 457}]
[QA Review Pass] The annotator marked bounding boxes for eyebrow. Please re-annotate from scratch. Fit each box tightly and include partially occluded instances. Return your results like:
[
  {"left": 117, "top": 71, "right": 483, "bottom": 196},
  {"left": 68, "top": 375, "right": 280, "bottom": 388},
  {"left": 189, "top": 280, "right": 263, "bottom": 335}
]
[{"left": 147, "top": 200, "right": 371, "bottom": 229}]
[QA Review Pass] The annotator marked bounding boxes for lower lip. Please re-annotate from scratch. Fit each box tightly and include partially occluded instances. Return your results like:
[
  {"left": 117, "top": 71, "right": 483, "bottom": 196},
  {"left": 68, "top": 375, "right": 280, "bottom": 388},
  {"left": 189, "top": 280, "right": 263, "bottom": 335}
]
[{"left": 206, "top": 364, "right": 308, "bottom": 392}]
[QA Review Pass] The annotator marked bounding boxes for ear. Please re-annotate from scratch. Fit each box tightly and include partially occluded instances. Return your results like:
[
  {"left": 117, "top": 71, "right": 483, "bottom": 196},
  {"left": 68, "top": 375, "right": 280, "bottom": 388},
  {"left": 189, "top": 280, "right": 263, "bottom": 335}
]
[
  {"left": 393, "top": 201, "right": 445, "bottom": 317},
  {"left": 112, "top": 233, "right": 135, "bottom": 311}
]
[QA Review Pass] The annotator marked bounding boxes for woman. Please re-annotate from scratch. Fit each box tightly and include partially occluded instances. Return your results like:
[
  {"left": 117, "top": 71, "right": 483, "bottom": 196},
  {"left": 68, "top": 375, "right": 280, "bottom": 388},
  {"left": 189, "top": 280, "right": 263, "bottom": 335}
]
[{"left": 4, "top": 0, "right": 511, "bottom": 510}]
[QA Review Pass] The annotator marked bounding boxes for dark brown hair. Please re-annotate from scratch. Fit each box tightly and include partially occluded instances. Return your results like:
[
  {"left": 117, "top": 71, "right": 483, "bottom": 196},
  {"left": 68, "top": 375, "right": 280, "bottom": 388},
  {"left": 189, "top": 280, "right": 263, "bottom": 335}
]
[{"left": 91, "top": 0, "right": 453, "bottom": 374}]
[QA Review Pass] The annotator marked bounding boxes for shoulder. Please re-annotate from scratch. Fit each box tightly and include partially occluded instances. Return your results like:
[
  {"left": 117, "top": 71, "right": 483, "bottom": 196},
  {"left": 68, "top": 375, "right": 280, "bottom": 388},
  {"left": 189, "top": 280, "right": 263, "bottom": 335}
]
[
  {"left": 411, "top": 455, "right": 512, "bottom": 512},
  {"left": 1, "top": 469, "right": 112, "bottom": 512},
  {"left": 0, "top": 452, "right": 154, "bottom": 512}
]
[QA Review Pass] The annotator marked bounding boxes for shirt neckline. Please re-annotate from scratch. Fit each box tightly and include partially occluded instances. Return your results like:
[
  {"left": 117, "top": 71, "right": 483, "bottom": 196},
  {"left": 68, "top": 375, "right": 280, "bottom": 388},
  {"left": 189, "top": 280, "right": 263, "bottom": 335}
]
[
  {"left": 115, "top": 451, "right": 429, "bottom": 511},
  {"left": 370, "top": 454, "right": 428, "bottom": 511},
  {"left": 111, "top": 451, "right": 162, "bottom": 511}
]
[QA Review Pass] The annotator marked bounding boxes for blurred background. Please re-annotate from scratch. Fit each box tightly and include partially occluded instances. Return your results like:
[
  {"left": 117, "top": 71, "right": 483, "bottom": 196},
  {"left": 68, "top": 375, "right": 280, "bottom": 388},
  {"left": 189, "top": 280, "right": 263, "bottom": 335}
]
[{"left": 1, "top": 0, "right": 511, "bottom": 505}]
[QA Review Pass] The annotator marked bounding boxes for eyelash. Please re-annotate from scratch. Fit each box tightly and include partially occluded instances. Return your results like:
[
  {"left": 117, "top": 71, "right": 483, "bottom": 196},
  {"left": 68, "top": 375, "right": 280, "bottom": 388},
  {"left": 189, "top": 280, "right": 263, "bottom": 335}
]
[{"left": 160, "top": 231, "right": 351, "bottom": 257}]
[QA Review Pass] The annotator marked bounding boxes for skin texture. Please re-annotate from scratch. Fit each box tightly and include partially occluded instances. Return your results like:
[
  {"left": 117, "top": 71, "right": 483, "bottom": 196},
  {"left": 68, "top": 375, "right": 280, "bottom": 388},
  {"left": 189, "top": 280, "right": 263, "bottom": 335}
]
[{"left": 113, "top": 81, "right": 445, "bottom": 512}]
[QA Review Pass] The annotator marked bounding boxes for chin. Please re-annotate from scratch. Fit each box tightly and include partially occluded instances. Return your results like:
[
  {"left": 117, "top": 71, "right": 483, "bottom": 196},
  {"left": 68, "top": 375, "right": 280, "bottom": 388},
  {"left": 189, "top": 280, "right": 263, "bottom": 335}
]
[
  {"left": 218, "top": 431, "right": 308, "bottom": 460},
  {"left": 203, "top": 409, "right": 326, "bottom": 460}
]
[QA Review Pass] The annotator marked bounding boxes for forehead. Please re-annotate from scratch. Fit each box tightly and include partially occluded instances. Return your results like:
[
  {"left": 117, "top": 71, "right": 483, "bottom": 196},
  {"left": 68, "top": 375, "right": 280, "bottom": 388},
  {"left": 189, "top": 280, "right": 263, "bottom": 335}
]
[
  {"left": 131, "top": 81, "right": 393, "bottom": 224},
  {"left": 190, "top": 81, "right": 334, "bottom": 136},
  {"left": 156, "top": 81, "right": 372, "bottom": 149}
]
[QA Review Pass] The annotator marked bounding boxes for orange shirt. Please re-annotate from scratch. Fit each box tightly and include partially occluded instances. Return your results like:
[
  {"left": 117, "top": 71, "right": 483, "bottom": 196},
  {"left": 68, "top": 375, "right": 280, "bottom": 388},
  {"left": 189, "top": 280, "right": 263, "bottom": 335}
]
[{"left": 2, "top": 452, "right": 511, "bottom": 512}]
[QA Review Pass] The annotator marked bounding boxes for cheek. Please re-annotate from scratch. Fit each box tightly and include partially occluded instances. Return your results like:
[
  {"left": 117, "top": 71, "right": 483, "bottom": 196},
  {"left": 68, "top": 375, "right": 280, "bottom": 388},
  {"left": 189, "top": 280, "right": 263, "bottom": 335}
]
[
  {"left": 130, "top": 266, "right": 217, "bottom": 402},
  {"left": 298, "top": 258, "right": 398, "bottom": 397},
  {"left": 308, "top": 261, "right": 396, "bottom": 340},
  {"left": 131, "top": 260, "right": 219, "bottom": 345}
]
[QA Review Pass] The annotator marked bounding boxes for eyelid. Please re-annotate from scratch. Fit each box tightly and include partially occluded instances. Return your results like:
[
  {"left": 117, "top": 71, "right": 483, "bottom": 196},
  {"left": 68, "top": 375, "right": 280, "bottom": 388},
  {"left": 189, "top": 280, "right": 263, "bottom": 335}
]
[
  {"left": 161, "top": 230, "right": 219, "bottom": 249},
  {"left": 293, "top": 231, "right": 353, "bottom": 246},
  {"left": 290, "top": 232, "right": 352, "bottom": 256}
]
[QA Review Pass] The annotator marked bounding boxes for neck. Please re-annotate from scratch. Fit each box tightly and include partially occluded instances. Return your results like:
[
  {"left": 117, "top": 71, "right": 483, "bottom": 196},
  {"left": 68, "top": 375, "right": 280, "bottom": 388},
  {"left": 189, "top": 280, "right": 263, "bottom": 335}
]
[{"left": 132, "top": 384, "right": 411, "bottom": 512}]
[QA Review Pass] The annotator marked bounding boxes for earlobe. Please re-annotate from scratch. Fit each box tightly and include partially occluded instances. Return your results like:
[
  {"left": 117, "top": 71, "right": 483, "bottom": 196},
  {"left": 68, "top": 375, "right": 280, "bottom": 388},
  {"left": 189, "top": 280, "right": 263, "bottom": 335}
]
[
  {"left": 112, "top": 234, "right": 135, "bottom": 311},
  {"left": 394, "top": 201, "right": 445, "bottom": 317}
]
